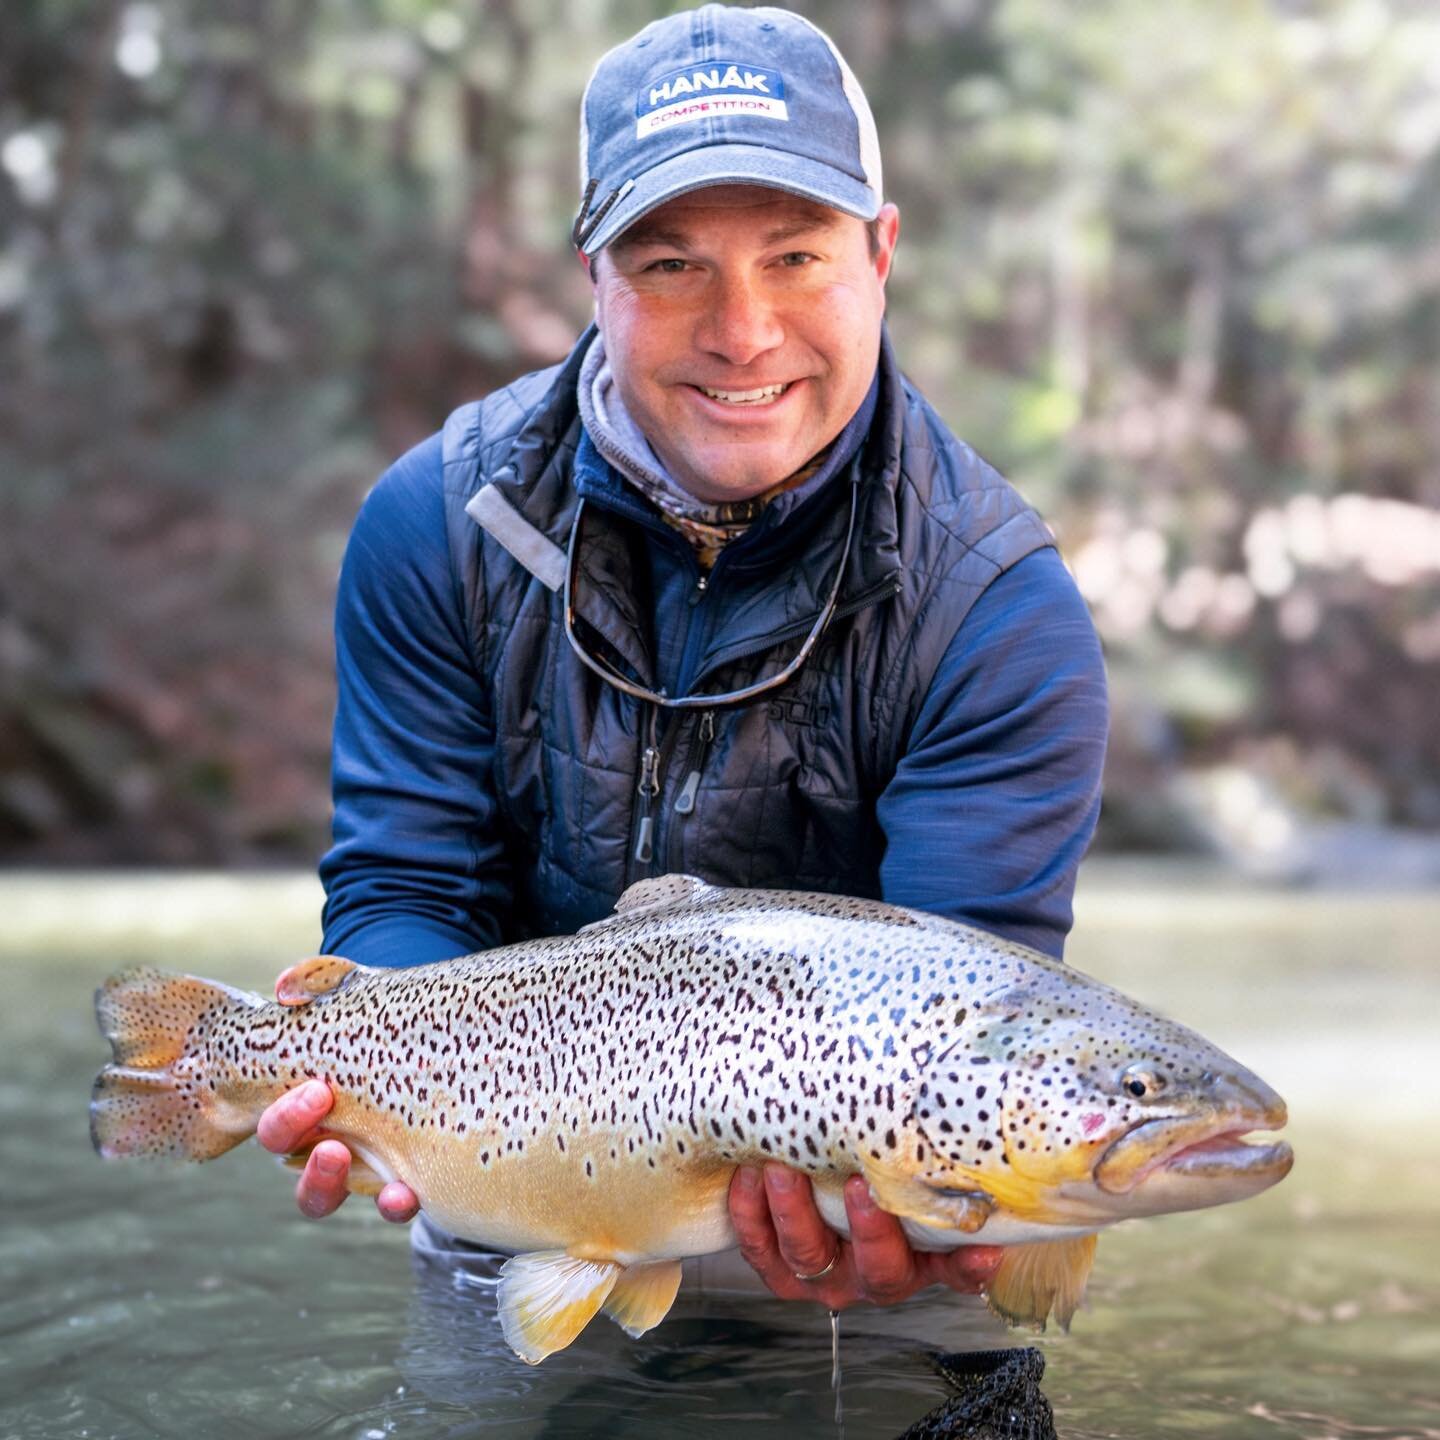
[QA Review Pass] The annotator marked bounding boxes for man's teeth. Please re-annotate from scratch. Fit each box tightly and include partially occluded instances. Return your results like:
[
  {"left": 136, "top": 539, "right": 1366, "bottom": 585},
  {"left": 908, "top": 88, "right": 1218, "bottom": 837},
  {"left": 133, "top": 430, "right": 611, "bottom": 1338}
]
[{"left": 699, "top": 383, "right": 790, "bottom": 405}]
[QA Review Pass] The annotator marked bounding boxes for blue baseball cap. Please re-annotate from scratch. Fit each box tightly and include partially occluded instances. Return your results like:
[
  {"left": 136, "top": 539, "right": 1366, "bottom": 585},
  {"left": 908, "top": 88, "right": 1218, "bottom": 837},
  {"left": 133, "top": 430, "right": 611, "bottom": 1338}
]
[{"left": 573, "top": 4, "right": 883, "bottom": 256}]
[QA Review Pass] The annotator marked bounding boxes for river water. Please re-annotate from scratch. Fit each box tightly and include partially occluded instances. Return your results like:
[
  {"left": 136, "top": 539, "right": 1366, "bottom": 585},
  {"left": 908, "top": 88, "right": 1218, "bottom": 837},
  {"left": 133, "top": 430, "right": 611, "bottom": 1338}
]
[{"left": 1, "top": 866, "right": 1436, "bottom": 1439}]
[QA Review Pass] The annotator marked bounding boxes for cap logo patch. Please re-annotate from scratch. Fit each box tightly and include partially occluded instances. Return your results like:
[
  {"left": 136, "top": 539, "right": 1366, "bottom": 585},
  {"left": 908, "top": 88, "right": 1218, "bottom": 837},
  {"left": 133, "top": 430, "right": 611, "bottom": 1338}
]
[{"left": 636, "top": 61, "right": 788, "bottom": 139}]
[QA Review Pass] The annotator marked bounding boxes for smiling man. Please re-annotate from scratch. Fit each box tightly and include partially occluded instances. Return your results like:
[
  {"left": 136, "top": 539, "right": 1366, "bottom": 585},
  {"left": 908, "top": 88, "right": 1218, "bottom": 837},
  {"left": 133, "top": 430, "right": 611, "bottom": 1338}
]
[
  {"left": 592, "top": 189, "right": 892, "bottom": 504},
  {"left": 258, "top": 5, "right": 1108, "bottom": 1320}
]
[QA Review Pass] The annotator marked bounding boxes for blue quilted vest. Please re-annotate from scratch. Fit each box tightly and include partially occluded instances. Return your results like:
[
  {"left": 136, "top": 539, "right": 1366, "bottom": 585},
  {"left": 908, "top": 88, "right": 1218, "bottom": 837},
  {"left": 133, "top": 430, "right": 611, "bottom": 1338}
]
[{"left": 440, "top": 328, "right": 1054, "bottom": 940}]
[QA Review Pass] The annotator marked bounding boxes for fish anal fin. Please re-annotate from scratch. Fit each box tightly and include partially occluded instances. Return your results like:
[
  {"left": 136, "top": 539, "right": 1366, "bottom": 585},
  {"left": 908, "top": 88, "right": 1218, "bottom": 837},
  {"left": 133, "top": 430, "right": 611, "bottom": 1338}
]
[
  {"left": 497, "top": 1251, "right": 622, "bottom": 1364},
  {"left": 601, "top": 1259, "right": 683, "bottom": 1339},
  {"left": 279, "top": 1138, "right": 388, "bottom": 1197},
  {"left": 986, "top": 1234, "right": 1098, "bottom": 1332},
  {"left": 275, "top": 956, "right": 361, "bottom": 1007},
  {"left": 862, "top": 1163, "right": 995, "bottom": 1234}
]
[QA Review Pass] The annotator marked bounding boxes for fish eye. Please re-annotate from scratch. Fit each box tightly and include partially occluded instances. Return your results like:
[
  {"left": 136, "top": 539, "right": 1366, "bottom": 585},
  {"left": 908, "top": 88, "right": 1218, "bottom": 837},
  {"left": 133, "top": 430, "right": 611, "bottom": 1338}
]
[{"left": 1120, "top": 1063, "right": 1164, "bottom": 1099}]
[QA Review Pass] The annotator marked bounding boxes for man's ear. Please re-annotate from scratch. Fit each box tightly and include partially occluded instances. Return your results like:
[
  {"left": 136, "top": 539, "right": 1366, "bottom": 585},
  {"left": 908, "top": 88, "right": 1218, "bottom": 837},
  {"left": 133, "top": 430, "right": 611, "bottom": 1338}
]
[
  {"left": 873, "top": 204, "right": 901, "bottom": 290},
  {"left": 578, "top": 249, "right": 595, "bottom": 283}
]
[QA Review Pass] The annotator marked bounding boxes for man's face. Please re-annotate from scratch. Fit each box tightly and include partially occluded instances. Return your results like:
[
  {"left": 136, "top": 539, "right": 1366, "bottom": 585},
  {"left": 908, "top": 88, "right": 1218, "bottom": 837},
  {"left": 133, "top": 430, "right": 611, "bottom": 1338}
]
[{"left": 590, "top": 186, "right": 900, "bottom": 504}]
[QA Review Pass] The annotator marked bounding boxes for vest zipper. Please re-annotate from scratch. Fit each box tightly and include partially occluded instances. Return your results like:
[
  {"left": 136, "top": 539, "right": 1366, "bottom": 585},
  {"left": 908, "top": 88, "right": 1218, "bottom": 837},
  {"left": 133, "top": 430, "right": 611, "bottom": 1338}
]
[
  {"left": 629, "top": 705, "right": 688, "bottom": 872},
  {"left": 673, "top": 709, "right": 715, "bottom": 817},
  {"left": 632, "top": 706, "right": 661, "bottom": 865},
  {"left": 666, "top": 708, "right": 716, "bottom": 874},
  {"left": 627, "top": 575, "right": 898, "bottom": 876}
]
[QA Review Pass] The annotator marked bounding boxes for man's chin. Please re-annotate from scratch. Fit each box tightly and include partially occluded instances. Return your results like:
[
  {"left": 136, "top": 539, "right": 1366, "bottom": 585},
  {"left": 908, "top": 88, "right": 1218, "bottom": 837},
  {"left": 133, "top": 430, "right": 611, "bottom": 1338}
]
[{"left": 668, "top": 451, "right": 809, "bottom": 505}]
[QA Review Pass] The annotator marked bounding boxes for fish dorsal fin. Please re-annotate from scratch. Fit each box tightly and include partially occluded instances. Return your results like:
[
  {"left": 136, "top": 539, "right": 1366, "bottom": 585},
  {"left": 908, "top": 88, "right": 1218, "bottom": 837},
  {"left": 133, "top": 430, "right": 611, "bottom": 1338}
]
[
  {"left": 616, "top": 873, "right": 714, "bottom": 913},
  {"left": 274, "top": 956, "right": 363, "bottom": 1007},
  {"left": 986, "top": 1234, "right": 1098, "bottom": 1332},
  {"left": 578, "top": 875, "right": 716, "bottom": 934},
  {"left": 601, "top": 1259, "right": 684, "bottom": 1338},
  {"left": 497, "top": 1251, "right": 622, "bottom": 1364}
]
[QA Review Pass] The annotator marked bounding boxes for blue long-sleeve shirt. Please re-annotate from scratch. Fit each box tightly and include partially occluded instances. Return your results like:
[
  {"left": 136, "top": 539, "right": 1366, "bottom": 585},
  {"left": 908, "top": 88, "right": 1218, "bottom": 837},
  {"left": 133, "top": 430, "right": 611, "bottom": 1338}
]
[{"left": 319, "top": 429, "right": 1108, "bottom": 966}]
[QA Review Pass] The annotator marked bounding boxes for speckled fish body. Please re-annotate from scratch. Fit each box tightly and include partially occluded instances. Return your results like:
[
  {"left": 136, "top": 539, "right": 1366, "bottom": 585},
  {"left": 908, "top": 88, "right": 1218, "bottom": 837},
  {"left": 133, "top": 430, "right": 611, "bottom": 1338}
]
[{"left": 92, "top": 875, "right": 1292, "bottom": 1361}]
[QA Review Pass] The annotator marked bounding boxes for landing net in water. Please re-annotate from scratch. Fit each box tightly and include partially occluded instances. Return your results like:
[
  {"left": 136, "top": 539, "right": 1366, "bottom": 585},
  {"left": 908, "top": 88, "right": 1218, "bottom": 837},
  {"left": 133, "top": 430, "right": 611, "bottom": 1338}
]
[{"left": 897, "top": 1348, "right": 1056, "bottom": 1440}]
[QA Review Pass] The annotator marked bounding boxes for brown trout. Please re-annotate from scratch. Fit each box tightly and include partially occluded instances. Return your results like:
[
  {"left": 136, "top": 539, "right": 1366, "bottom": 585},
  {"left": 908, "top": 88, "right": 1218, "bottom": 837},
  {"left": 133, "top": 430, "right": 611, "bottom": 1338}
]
[{"left": 91, "top": 876, "right": 1292, "bottom": 1362}]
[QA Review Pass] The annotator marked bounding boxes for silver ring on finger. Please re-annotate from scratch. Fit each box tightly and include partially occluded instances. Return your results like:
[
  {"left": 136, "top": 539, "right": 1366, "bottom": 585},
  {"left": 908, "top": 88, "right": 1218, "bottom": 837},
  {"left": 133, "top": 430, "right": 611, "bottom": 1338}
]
[{"left": 794, "top": 1249, "right": 839, "bottom": 1283}]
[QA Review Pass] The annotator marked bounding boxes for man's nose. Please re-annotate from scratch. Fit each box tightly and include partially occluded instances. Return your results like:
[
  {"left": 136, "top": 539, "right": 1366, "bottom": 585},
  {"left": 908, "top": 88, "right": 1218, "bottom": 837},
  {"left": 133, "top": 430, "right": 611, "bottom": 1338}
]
[{"left": 695, "top": 273, "right": 784, "bottom": 367}]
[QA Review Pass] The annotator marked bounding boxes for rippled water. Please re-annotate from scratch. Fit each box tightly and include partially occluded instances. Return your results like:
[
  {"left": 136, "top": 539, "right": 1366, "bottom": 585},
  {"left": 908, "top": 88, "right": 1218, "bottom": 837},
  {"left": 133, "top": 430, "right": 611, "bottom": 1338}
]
[{"left": 1, "top": 866, "right": 1436, "bottom": 1439}]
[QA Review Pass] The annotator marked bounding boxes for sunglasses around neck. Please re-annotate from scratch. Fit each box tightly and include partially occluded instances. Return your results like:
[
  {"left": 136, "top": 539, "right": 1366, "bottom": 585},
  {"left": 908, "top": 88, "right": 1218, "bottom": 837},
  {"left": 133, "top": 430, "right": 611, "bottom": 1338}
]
[{"left": 561, "top": 481, "right": 860, "bottom": 712}]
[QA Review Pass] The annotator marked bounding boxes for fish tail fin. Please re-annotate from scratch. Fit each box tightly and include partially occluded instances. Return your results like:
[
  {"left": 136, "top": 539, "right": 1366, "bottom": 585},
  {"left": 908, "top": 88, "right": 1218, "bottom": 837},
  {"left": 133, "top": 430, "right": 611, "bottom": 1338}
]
[
  {"left": 986, "top": 1234, "right": 1098, "bottom": 1332},
  {"left": 497, "top": 1252, "right": 622, "bottom": 1364},
  {"left": 91, "top": 966, "right": 262, "bottom": 1162}
]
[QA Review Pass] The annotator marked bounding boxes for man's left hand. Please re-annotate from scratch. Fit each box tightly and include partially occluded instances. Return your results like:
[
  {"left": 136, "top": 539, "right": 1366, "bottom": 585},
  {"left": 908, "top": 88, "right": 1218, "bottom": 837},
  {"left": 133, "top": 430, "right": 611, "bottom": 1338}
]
[{"left": 729, "top": 1163, "right": 1003, "bottom": 1309}]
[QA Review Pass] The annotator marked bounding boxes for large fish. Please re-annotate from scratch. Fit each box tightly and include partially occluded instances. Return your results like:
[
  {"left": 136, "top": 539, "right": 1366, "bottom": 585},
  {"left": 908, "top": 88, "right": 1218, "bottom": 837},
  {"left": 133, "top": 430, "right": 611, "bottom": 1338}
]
[{"left": 92, "top": 876, "right": 1292, "bottom": 1362}]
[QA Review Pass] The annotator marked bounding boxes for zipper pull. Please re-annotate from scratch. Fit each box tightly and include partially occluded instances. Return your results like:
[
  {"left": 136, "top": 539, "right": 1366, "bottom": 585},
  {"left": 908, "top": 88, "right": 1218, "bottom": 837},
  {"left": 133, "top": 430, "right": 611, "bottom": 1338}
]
[
  {"left": 634, "top": 743, "right": 660, "bottom": 861},
  {"left": 673, "top": 774, "right": 700, "bottom": 817},
  {"left": 673, "top": 710, "right": 716, "bottom": 816}
]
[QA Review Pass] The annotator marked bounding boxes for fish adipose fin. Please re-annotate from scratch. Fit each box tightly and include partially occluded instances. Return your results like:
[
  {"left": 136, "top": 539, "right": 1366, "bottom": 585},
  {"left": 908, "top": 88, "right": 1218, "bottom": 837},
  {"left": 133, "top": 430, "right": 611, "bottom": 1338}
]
[
  {"left": 986, "top": 1234, "right": 1098, "bottom": 1332},
  {"left": 91, "top": 967, "right": 261, "bottom": 1162},
  {"left": 601, "top": 1259, "right": 684, "bottom": 1338},
  {"left": 275, "top": 955, "right": 363, "bottom": 1006},
  {"left": 497, "top": 1251, "right": 622, "bottom": 1364}
]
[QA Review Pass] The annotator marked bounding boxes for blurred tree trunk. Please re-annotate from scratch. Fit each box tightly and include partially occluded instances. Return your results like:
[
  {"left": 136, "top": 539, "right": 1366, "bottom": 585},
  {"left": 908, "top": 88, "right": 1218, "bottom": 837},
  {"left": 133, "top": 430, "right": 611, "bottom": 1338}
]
[
  {"left": 460, "top": 0, "right": 531, "bottom": 312},
  {"left": 51, "top": 0, "right": 119, "bottom": 235},
  {"left": 258, "top": 0, "right": 317, "bottom": 149},
  {"left": 1179, "top": 218, "right": 1226, "bottom": 416}
]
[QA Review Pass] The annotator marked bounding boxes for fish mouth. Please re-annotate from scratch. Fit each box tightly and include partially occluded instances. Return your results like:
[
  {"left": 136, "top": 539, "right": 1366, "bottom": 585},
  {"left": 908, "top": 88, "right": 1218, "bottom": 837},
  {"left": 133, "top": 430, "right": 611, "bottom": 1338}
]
[{"left": 1094, "top": 1101, "right": 1292, "bottom": 1204}]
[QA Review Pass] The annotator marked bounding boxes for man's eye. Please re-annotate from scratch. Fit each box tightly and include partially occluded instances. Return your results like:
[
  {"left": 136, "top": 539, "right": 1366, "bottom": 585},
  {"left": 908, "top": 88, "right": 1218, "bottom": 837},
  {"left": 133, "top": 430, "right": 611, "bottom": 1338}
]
[
  {"left": 646, "top": 258, "right": 690, "bottom": 274},
  {"left": 779, "top": 251, "right": 816, "bottom": 267}
]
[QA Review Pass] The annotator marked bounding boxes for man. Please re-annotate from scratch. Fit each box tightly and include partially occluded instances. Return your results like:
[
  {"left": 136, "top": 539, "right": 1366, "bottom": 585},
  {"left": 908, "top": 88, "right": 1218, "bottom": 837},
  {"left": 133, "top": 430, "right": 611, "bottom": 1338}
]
[{"left": 258, "top": 4, "right": 1107, "bottom": 1316}]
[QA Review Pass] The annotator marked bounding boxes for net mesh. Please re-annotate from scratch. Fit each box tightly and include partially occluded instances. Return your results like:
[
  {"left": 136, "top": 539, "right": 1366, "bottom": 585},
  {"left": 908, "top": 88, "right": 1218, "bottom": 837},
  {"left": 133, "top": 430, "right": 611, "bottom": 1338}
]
[{"left": 896, "top": 1347, "right": 1057, "bottom": 1440}]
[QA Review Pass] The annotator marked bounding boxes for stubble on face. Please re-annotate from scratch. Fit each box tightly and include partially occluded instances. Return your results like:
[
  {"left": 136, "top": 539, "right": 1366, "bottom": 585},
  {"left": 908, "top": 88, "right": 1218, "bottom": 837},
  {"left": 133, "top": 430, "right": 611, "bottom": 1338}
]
[{"left": 591, "top": 186, "right": 898, "bottom": 504}]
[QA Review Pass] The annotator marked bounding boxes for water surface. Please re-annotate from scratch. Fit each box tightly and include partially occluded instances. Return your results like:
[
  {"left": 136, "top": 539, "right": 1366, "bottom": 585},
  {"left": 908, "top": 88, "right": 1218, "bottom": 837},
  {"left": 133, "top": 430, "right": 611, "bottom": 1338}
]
[{"left": 1, "top": 867, "right": 1436, "bottom": 1438}]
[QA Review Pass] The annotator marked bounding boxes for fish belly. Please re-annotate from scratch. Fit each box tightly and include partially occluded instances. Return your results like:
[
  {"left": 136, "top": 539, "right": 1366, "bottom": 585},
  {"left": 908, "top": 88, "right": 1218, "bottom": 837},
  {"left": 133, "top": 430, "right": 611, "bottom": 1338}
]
[{"left": 375, "top": 1128, "right": 739, "bottom": 1267}]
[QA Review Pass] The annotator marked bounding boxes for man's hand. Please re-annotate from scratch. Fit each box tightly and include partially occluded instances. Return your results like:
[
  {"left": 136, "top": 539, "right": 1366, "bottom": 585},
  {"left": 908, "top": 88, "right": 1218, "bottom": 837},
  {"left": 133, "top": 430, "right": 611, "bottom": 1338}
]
[
  {"left": 729, "top": 1163, "right": 1002, "bottom": 1309},
  {"left": 256, "top": 1080, "right": 420, "bottom": 1224}
]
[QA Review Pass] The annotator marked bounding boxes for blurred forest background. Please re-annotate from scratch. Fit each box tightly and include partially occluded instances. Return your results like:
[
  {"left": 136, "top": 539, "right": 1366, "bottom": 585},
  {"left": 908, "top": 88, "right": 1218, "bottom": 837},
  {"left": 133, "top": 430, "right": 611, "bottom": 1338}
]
[{"left": 2, "top": 0, "right": 1438, "bottom": 876}]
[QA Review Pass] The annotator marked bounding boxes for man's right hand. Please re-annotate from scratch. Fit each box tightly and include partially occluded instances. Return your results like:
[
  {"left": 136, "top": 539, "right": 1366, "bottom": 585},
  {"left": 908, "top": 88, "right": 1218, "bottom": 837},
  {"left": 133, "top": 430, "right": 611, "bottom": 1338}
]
[{"left": 256, "top": 1079, "right": 420, "bottom": 1224}]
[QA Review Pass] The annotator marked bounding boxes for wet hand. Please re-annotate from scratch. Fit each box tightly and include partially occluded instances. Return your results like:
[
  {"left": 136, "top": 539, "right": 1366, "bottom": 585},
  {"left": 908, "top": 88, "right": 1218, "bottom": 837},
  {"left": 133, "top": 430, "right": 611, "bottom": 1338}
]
[
  {"left": 728, "top": 1163, "right": 1002, "bottom": 1309},
  {"left": 256, "top": 1079, "right": 419, "bottom": 1224}
]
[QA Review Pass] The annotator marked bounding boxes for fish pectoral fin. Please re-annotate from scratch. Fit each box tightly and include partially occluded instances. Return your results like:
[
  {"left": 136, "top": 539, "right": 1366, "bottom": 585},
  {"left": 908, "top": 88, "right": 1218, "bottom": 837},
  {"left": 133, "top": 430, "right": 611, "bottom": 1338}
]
[
  {"left": 497, "top": 1251, "right": 622, "bottom": 1365},
  {"left": 986, "top": 1234, "right": 1098, "bottom": 1333},
  {"left": 601, "top": 1259, "right": 684, "bottom": 1339},
  {"left": 927, "top": 1187, "right": 996, "bottom": 1234},
  {"left": 275, "top": 956, "right": 362, "bottom": 1006},
  {"left": 278, "top": 1138, "right": 387, "bottom": 1197},
  {"left": 862, "top": 1164, "right": 995, "bottom": 1234}
]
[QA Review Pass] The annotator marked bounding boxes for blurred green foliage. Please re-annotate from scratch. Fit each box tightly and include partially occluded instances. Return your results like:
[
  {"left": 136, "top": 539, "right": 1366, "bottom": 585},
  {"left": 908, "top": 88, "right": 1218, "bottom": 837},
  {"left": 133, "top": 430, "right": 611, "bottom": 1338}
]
[{"left": 1, "top": 0, "right": 1437, "bottom": 864}]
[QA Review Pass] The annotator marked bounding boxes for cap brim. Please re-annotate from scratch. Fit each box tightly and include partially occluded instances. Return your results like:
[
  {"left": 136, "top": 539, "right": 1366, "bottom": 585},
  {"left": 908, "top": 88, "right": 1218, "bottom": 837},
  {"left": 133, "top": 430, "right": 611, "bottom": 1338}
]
[{"left": 578, "top": 143, "right": 879, "bottom": 256}]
